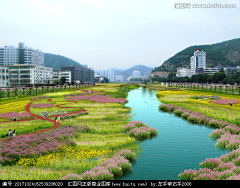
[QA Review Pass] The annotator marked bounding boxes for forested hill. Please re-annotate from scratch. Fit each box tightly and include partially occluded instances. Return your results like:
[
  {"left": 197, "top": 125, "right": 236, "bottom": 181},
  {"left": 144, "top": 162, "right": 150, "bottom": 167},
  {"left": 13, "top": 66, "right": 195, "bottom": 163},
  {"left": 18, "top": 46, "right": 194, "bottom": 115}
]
[
  {"left": 44, "top": 53, "right": 82, "bottom": 70},
  {"left": 153, "top": 38, "right": 240, "bottom": 73}
]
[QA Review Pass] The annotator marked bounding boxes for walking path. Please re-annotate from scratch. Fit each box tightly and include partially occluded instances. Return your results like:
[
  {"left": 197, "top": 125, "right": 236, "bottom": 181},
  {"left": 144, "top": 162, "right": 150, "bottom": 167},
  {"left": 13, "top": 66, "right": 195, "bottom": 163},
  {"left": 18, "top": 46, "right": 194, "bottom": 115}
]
[{"left": 0, "top": 97, "right": 86, "bottom": 143}]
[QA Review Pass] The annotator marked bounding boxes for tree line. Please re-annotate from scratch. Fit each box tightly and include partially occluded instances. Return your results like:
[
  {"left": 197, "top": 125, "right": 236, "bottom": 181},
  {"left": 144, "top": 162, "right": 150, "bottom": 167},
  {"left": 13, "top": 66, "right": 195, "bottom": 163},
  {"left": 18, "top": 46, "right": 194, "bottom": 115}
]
[{"left": 150, "top": 70, "right": 240, "bottom": 85}]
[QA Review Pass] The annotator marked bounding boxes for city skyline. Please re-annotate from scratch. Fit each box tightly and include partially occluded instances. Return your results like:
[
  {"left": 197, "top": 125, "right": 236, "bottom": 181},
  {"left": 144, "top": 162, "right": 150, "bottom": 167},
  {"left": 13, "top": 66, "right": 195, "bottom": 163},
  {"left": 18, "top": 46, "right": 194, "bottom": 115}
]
[{"left": 0, "top": 0, "right": 239, "bottom": 70}]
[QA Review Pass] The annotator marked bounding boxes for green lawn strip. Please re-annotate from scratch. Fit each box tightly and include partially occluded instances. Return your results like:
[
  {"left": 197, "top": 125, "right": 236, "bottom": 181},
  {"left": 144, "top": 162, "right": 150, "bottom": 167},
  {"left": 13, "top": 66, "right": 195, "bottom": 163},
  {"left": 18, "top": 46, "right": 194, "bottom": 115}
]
[
  {"left": 29, "top": 106, "right": 81, "bottom": 116},
  {"left": 0, "top": 119, "right": 53, "bottom": 139}
]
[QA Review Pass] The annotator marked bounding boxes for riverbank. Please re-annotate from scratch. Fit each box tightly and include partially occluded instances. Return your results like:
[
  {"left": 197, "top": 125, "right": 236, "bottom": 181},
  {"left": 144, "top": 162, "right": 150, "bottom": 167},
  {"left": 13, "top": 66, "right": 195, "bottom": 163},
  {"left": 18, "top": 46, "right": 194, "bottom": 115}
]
[
  {"left": 154, "top": 84, "right": 240, "bottom": 180},
  {"left": 0, "top": 83, "right": 142, "bottom": 180}
]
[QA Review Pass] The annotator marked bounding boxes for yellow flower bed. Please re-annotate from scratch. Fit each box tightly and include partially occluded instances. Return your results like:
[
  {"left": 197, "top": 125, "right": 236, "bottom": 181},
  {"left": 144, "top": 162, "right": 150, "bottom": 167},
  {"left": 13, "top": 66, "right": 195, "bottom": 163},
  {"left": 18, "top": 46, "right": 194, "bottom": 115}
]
[
  {"left": 0, "top": 100, "right": 30, "bottom": 114},
  {"left": 17, "top": 146, "right": 110, "bottom": 167}
]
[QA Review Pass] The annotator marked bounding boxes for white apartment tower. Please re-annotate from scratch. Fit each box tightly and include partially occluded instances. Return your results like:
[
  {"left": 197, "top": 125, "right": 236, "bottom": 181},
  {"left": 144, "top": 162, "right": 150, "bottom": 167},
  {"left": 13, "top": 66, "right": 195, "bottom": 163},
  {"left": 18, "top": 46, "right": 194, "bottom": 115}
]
[
  {"left": 132, "top": 70, "right": 141, "bottom": 78},
  {"left": 0, "top": 46, "right": 18, "bottom": 66},
  {"left": 190, "top": 48, "right": 206, "bottom": 76},
  {"left": 95, "top": 69, "right": 115, "bottom": 82},
  {"left": 0, "top": 42, "right": 44, "bottom": 67}
]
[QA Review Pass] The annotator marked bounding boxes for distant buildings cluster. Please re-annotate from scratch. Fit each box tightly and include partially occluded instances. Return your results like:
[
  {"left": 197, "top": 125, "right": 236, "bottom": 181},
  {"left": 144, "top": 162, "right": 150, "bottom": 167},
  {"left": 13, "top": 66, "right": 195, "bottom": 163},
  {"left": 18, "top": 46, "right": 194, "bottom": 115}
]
[
  {"left": 94, "top": 69, "right": 149, "bottom": 83},
  {"left": 127, "top": 70, "right": 148, "bottom": 81},
  {"left": 176, "top": 48, "right": 240, "bottom": 78},
  {"left": 94, "top": 69, "right": 115, "bottom": 82},
  {"left": 0, "top": 42, "right": 94, "bottom": 87}
]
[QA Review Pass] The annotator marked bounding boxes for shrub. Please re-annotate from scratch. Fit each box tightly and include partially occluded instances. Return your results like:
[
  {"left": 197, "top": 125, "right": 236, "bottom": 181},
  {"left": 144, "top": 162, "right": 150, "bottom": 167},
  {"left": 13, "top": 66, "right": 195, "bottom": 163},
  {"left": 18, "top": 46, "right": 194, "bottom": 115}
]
[{"left": 124, "top": 121, "right": 158, "bottom": 140}]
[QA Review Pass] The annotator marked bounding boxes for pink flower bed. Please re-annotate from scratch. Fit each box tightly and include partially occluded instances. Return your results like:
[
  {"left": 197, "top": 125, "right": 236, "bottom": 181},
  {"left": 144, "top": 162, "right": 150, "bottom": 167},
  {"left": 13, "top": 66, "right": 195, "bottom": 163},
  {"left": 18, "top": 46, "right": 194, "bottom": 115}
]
[
  {"left": 0, "top": 126, "right": 78, "bottom": 165},
  {"left": 30, "top": 96, "right": 49, "bottom": 100},
  {"left": 0, "top": 112, "right": 33, "bottom": 120},
  {"left": 60, "top": 149, "right": 135, "bottom": 180},
  {"left": 210, "top": 99, "right": 238, "bottom": 105},
  {"left": 64, "top": 94, "right": 128, "bottom": 104},
  {"left": 124, "top": 121, "right": 158, "bottom": 140},
  {"left": 179, "top": 148, "right": 240, "bottom": 180},
  {"left": 31, "top": 103, "right": 54, "bottom": 108}
]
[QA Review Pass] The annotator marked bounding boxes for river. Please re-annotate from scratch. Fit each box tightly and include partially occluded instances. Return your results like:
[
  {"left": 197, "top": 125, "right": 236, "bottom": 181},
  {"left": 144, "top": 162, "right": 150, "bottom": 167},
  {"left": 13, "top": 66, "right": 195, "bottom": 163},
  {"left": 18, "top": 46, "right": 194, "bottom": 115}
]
[{"left": 116, "top": 87, "right": 228, "bottom": 180}]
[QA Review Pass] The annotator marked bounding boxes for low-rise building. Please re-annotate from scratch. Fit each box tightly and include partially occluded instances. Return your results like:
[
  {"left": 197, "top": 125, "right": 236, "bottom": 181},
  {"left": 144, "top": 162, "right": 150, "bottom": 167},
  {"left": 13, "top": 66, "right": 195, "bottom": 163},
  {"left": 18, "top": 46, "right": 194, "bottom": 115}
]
[
  {"left": 53, "top": 70, "right": 72, "bottom": 84},
  {"left": 8, "top": 64, "right": 53, "bottom": 86},
  {"left": 176, "top": 68, "right": 191, "bottom": 77},
  {"left": 203, "top": 67, "right": 221, "bottom": 75},
  {"left": 223, "top": 67, "right": 240, "bottom": 76}
]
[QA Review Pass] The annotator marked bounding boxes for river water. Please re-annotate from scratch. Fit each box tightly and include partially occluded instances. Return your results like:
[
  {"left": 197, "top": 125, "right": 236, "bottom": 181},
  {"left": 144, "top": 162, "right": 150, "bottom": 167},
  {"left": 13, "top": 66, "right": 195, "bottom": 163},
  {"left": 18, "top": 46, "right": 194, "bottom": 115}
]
[{"left": 116, "top": 87, "right": 228, "bottom": 180}]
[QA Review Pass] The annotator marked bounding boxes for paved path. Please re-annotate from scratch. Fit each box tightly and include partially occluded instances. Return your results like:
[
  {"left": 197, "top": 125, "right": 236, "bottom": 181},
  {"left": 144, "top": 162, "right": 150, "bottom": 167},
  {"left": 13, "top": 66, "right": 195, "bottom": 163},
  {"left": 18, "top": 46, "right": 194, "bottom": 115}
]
[{"left": 0, "top": 97, "right": 86, "bottom": 143}]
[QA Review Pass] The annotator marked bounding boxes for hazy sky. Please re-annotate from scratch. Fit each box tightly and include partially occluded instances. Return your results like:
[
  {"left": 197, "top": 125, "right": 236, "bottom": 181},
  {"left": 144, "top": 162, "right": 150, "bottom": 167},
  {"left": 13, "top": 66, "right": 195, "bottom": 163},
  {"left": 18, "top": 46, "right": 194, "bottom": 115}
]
[{"left": 0, "top": 0, "right": 239, "bottom": 70}]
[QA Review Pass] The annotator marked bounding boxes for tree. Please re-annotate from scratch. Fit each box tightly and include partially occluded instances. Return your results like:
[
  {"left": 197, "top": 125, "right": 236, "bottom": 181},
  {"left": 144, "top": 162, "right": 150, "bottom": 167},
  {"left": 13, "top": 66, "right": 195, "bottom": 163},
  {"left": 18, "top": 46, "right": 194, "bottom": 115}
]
[
  {"left": 103, "top": 77, "right": 109, "bottom": 83},
  {"left": 202, "top": 74, "right": 209, "bottom": 83},
  {"left": 196, "top": 74, "right": 203, "bottom": 83},
  {"left": 53, "top": 80, "right": 60, "bottom": 85},
  {"left": 207, "top": 76, "right": 212, "bottom": 83},
  {"left": 60, "top": 77, "right": 67, "bottom": 85},
  {"left": 190, "top": 75, "right": 198, "bottom": 83},
  {"left": 167, "top": 72, "right": 177, "bottom": 82},
  {"left": 130, "top": 78, "right": 142, "bottom": 81},
  {"left": 211, "top": 72, "right": 226, "bottom": 83}
]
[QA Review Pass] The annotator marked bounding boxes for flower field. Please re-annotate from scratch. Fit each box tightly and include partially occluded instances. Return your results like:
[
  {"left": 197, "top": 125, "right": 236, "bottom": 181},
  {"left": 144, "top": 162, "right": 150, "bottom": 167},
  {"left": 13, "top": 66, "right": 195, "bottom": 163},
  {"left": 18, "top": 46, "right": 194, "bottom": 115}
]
[
  {"left": 157, "top": 89, "right": 240, "bottom": 125},
  {"left": 0, "top": 100, "right": 30, "bottom": 114},
  {"left": 60, "top": 149, "right": 136, "bottom": 180},
  {"left": 155, "top": 86, "right": 240, "bottom": 180},
  {"left": 0, "top": 112, "right": 33, "bottom": 121},
  {"left": 0, "top": 83, "right": 141, "bottom": 180},
  {"left": 0, "top": 126, "right": 78, "bottom": 165},
  {"left": 65, "top": 94, "right": 128, "bottom": 104},
  {"left": 16, "top": 146, "right": 110, "bottom": 167}
]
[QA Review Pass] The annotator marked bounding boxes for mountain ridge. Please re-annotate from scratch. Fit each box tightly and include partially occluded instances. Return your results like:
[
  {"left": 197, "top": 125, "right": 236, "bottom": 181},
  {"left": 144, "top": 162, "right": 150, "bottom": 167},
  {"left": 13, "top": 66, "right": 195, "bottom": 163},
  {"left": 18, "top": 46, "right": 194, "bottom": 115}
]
[
  {"left": 153, "top": 38, "right": 240, "bottom": 75},
  {"left": 44, "top": 53, "right": 82, "bottom": 70},
  {"left": 115, "top": 65, "right": 154, "bottom": 79}
]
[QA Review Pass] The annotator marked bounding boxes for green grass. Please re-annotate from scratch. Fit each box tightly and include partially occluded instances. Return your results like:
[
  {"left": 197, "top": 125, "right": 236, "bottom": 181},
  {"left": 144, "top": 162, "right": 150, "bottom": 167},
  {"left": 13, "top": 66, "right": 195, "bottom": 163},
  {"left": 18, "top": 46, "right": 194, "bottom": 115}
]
[{"left": 0, "top": 119, "right": 54, "bottom": 139}]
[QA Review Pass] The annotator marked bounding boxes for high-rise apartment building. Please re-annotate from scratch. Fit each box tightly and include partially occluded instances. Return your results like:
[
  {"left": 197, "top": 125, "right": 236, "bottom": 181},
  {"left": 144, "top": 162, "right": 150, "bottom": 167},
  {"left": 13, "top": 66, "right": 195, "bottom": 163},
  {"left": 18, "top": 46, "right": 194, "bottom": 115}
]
[
  {"left": 190, "top": 48, "right": 206, "bottom": 76},
  {"left": 132, "top": 70, "right": 141, "bottom": 78},
  {"left": 94, "top": 69, "right": 115, "bottom": 82},
  {"left": 0, "top": 42, "right": 44, "bottom": 67}
]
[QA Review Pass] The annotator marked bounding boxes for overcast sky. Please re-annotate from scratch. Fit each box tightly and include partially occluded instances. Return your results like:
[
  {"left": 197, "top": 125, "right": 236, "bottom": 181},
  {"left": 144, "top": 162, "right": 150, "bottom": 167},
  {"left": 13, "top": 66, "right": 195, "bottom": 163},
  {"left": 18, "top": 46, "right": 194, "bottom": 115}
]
[{"left": 0, "top": 0, "right": 239, "bottom": 70}]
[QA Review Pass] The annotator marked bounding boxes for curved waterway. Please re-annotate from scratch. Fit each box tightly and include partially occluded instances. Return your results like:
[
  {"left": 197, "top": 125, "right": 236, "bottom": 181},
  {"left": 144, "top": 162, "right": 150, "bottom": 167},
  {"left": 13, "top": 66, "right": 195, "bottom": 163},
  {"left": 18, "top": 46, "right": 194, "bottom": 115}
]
[{"left": 116, "top": 87, "right": 228, "bottom": 180}]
